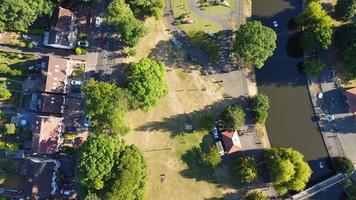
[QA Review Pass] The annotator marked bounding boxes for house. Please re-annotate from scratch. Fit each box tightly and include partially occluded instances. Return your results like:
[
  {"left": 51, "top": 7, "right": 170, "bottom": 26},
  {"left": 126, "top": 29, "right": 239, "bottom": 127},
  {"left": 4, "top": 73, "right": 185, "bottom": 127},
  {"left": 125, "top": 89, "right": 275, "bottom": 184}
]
[
  {"left": 30, "top": 92, "right": 66, "bottom": 115},
  {"left": 66, "top": 96, "right": 84, "bottom": 115},
  {"left": 221, "top": 130, "right": 242, "bottom": 154},
  {"left": 38, "top": 56, "right": 71, "bottom": 94},
  {"left": 44, "top": 7, "right": 78, "bottom": 49},
  {"left": 345, "top": 87, "right": 356, "bottom": 115},
  {"left": 20, "top": 157, "right": 60, "bottom": 200},
  {"left": 31, "top": 115, "right": 63, "bottom": 155}
]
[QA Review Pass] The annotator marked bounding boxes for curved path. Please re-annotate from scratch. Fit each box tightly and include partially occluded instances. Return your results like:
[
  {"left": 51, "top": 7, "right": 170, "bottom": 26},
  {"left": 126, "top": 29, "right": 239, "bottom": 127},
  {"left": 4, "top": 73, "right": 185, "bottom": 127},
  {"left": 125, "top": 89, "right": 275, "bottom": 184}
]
[{"left": 188, "top": 0, "right": 236, "bottom": 29}]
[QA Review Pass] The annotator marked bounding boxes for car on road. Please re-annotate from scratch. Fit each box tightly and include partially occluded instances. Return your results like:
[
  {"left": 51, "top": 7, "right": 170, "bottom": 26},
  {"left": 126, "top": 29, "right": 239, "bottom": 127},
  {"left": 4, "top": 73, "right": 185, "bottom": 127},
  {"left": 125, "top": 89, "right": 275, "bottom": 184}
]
[
  {"left": 84, "top": 115, "right": 90, "bottom": 127},
  {"left": 212, "top": 127, "right": 219, "bottom": 139},
  {"left": 95, "top": 17, "right": 101, "bottom": 28},
  {"left": 71, "top": 80, "right": 83, "bottom": 86},
  {"left": 319, "top": 161, "right": 324, "bottom": 169},
  {"left": 77, "top": 40, "right": 89, "bottom": 48},
  {"left": 273, "top": 20, "right": 278, "bottom": 27}
]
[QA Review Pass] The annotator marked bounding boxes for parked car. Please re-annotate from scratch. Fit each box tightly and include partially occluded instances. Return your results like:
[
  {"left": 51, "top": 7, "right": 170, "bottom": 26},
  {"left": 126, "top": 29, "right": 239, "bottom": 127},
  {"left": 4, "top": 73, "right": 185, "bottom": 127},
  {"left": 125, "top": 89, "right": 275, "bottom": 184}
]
[
  {"left": 215, "top": 141, "right": 225, "bottom": 156},
  {"left": 95, "top": 17, "right": 101, "bottom": 28},
  {"left": 77, "top": 40, "right": 89, "bottom": 48},
  {"left": 273, "top": 20, "right": 278, "bottom": 27},
  {"left": 188, "top": 55, "right": 197, "bottom": 62},
  {"left": 212, "top": 127, "right": 219, "bottom": 139},
  {"left": 71, "top": 80, "right": 83, "bottom": 86},
  {"left": 319, "top": 161, "right": 324, "bottom": 169},
  {"left": 84, "top": 115, "right": 90, "bottom": 127}
]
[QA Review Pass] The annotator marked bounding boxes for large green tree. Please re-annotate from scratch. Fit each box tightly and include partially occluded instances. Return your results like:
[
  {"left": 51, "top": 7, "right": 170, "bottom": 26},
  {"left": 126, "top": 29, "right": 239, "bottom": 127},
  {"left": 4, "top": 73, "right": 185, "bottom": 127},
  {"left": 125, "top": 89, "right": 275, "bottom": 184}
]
[
  {"left": 235, "top": 157, "right": 259, "bottom": 184},
  {"left": 334, "top": 0, "right": 356, "bottom": 20},
  {"left": 303, "top": 58, "right": 325, "bottom": 76},
  {"left": 82, "top": 79, "right": 131, "bottom": 136},
  {"left": 105, "top": 145, "right": 147, "bottom": 200},
  {"left": 201, "top": 146, "right": 221, "bottom": 167},
  {"left": 244, "top": 191, "right": 268, "bottom": 200},
  {"left": 125, "top": 0, "right": 165, "bottom": 19},
  {"left": 333, "top": 157, "right": 355, "bottom": 175},
  {"left": 0, "top": 0, "right": 53, "bottom": 32},
  {"left": 251, "top": 94, "right": 270, "bottom": 124},
  {"left": 296, "top": 2, "right": 333, "bottom": 52},
  {"left": 75, "top": 135, "right": 121, "bottom": 190},
  {"left": 128, "top": 58, "right": 168, "bottom": 111},
  {"left": 107, "top": 0, "right": 147, "bottom": 47},
  {"left": 264, "top": 147, "right": 312, "bottom": 195},
  {"left": 233, "top": 20, "right": 277, "bottom": 68},
  {"left": 0, "top": 84, "right": 11, "bottom": 100},
  {"left": 220, "top": 105, "right": 246, "bottom": 130}
]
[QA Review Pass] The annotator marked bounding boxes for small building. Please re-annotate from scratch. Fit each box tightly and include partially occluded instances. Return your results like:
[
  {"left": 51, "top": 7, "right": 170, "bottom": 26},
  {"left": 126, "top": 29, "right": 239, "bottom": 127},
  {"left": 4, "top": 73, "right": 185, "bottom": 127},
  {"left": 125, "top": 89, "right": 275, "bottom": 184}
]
[
  {"left": 345, "top": 87, "right": 356, "bottom": 115},
  {"left": 31, "top": 115, "right": 64, "bottom": 155},
  {"left": 221, "top": 130, "right": 242, "bottom": 154},
  {"left": 20, "top": 157, "right": 60, "bottom": 200},
  {"left": 44, "top": 7, "right": 78, "bottom": 49},
  {"left": 30, "top": 92, "right": 66, "bottom": 115}
]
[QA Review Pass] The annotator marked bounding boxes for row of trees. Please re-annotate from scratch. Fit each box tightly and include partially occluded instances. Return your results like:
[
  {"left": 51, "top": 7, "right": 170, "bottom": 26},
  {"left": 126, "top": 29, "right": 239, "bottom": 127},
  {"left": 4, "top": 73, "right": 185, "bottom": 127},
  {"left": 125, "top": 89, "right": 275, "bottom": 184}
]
[{"left": 75, "top": 134, "right": 147, "bottom": 199}]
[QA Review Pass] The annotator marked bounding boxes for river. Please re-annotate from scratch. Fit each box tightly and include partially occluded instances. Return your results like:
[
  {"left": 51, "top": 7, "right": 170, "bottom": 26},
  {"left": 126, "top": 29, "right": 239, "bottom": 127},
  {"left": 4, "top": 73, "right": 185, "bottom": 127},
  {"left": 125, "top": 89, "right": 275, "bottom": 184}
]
[{"left": 252, "top": 0, "right": 333, "bottom": 183}]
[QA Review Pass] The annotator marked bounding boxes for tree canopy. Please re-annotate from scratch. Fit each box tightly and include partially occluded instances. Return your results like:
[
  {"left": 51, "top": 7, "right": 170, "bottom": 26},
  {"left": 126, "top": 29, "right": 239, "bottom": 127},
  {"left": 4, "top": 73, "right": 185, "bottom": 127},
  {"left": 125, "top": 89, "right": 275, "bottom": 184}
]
[
  {"left": 125, "top": 0, "right": 165, "bottom": 19},
  {"left": 244, "top": 191, "right": 268, "bottom": 200},
  {"left": 0, "top": 0, "right": 53, "bottom": 32},
  {"left": 75, "top": 134, "right": 121, "bottom": 190},
  {"left": 303, "top": 58, "right": 325, "bottom": 76},
  {"left": 128, "top": 58, "right": 168, "bottom": 111},
  {"left": 333, "top": 157, "right": 355, "bottom": 175},
  {"left": 0, "top": 84, "right": 11, "bottom": 100},
  {"left": 264, "top": 147, "right": 312, "bottom": 195},
  {"left": 296, "top": 2, "right": 333, "bottom": 52},
  {"left": 105, "top": 145, "right": 147, "bottom": 200},
  {"left": 200, "top": 146, "right": 221, "bottom": 167},
  {"left": 107, "top": 0, "right": 147, "bottom": 47},
  {"left": 334, "top": 0, "right": 356, "bottom": 20},
  {"left": 82, "top": 79, "right": 131, "bottom": 136},
  {"left": 220, "top": 105, "right": 246, "bottom": 130},
  {"left": 251, "top": 94, "right": 270, "bottom": 124},
  {"left": 234, "top": 157, "right": 259, "bottom": 184},
  {"left": 233, "top": 20, "right": 277, "bottom": 68}
]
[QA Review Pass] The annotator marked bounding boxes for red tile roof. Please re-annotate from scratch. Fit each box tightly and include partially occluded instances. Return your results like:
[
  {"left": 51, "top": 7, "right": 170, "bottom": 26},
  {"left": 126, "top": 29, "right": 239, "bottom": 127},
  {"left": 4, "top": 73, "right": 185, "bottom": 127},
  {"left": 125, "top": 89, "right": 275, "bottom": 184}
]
[
  {"left": 31, "top": 116, "right": 63, "bottom": 154},
  {"left": 43, "top": 56, "right": 69, "bottom": 93},
  {"left": 346, "top": 88, "right": 356, "bottom": 114},
  {"left": 221, "top": 131, "right": 242, "bottom": 154}
]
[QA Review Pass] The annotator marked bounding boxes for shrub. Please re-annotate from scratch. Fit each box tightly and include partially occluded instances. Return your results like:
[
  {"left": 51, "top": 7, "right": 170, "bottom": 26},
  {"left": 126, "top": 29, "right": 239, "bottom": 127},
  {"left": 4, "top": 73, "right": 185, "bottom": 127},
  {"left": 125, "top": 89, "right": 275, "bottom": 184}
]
[
  {"left": 244, "top": 191, "right": 268, "bottom": 200},
  {"left": 333, "top": 157, "right": 355, "bottom": 175},
  {"left": 201, "top": 146, "right": 221, "bottom": 167},
  {"left": 75, "top": 47, "right": 87, "bottom": 55},
  {"left": 0, "top": 169, "right": 6, "bottom": 184},
  {"left": 9, "top": 40, "right": 26, "bottom": 48},
  {"left": 27, "top": 42, "right": 34, "bottom": 49},
  {"left": 30, "top": 28, "right": 45, "bottom": 36},
  {"left": 64, "top": 133, "right": 76, "bottom": 140},
  {"left": 4, "top": 123, "right": 16, "bottom": 134},
  {"left": 128, "top": 48, "right": 137, "bottom": 56},
  {"left": 220, "top": 105, "right": 246, "bottom": 130},
  {"left": 235, "top": 157, "right": 259, "bottom": 184},
  {"left": 0, "top": 84, "right": 12, "bottom": 100},
  {"left": 303, "top": 58, "right": 325, "bottom": 76},
  {"left": 256, "top": 110, "right": 268, "bottom": 124}
]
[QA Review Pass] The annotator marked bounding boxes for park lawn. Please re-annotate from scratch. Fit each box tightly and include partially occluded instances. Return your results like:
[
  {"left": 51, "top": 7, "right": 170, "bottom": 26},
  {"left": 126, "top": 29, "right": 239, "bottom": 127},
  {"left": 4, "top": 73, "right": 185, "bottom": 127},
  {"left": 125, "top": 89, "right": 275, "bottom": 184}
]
[
  {"left": 125, "top": 69, "right": 227, "bottom": 200},
  {"left": 202, "top": 0, "right": 237, "bottom": 16},
  {"left": 171, "top": 0, "right": 223, "bottom": 33}
]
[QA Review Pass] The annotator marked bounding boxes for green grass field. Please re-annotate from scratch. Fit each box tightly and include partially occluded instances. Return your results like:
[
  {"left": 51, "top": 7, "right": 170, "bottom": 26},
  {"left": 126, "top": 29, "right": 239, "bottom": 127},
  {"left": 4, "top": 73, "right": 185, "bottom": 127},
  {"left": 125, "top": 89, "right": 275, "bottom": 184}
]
[
  {"left": 202, "top": 0, "right": 237, "bottom": 16},
  {"left": 171, "top": 0, "right": 223, "bottom": 33}
]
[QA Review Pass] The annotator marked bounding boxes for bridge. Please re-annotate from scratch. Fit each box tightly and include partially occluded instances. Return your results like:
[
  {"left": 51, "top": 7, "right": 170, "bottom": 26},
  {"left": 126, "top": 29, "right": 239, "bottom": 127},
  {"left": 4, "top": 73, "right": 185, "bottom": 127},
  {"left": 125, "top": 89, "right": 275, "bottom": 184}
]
[{"left": 288, "top": 173, "right": 347, "bottom": 200}]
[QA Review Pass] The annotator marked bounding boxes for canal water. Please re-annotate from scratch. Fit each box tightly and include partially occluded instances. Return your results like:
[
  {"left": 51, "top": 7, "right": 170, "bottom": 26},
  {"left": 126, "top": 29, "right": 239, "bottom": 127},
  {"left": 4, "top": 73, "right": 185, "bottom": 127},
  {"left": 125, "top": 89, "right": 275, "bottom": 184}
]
[{"left": 252, "top": 0, "right": 332, "bottom": 183}]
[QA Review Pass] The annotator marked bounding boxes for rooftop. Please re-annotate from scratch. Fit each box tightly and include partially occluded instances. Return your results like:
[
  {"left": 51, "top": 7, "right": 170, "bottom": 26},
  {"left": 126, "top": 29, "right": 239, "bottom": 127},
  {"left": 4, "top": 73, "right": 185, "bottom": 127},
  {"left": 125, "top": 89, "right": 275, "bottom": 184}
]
[
  {"left": 30, "top": 93, "right": 66, "bottom": 115},
  {"left": 41, "top": 56, "right": 70, "bottom": 94},
  {"left": 221, "top": 130, "right": 242, "bottom": 154}
]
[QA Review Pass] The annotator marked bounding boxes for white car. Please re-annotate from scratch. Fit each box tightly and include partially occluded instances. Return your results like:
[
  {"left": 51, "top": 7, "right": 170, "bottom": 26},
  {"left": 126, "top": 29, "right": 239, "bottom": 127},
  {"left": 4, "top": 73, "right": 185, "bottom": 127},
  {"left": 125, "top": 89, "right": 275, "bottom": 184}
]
[
  {"left": 84, "top": 115, "right": 90, "bottom": 127},
  {"left": 71, "top": 80, "right": 83, "bottom": 86},
  {"left": 77, "top": 40, "right": 89, "bottom": 48},
  {"left": 273, "top": 20, "right": 278, "bottom": 27},
  {"left": 319, "top": 161, "right": 324, "bottom": 169},
  {"left": 95, "top": 17, "right": 101, "bottom": 28}
]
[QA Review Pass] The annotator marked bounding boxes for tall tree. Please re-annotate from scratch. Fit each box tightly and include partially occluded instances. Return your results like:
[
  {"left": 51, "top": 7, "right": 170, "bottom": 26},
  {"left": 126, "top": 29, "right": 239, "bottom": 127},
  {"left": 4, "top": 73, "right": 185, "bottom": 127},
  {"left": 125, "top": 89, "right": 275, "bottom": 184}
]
[
  {"left": 296, "top": 2, "right": 333, "bottom": 52},
  {"left": 303, "top": 58, "right": 325, "bottom": 76},
  {"left": 220, "top": 105, "right": 246, "bottom": 130},
  {"left": 244, "top": 191, "right": 268, "bottom": 200},
  {"left": 201, "top": 146, "right": 221, "bottom": 167},
  {"left": 235, "top": 157, "right": 259, "bottom": 184},
  {"left": 82, "top": 79, "right": 131, "bottom": 136},
  {"left": 334, "top": 0, "right": 356, "bottom": 20},
  {"left": 264, "top": 147, "right": 312, "bottom": 195},
  {"left": 233, "top": 20, "right": 277, "bottom": 68},
  {"left": 125, "top": 0, "right": 165, "bottom": 19},
  {"left": 333, "top": 157, "right": 355, "bottom": 175},
  {"left": 128, "top": 58, "right": 168, "bottom": 111},
  {"left": 105, "top": 145, "right": 147, "bottom": 200},
  {"left": 0, "top": 0, "right": 53, "bottom": 32},
  {"left": 75, "top": 134, "right": 121, "bottom": 190}
]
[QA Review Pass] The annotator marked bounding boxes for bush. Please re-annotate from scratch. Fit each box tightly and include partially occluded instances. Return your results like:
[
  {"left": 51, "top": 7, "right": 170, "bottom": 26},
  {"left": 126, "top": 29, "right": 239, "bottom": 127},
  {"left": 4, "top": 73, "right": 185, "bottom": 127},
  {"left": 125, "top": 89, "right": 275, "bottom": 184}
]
[
  {"left": 64, "top": 133, "right": 76, "bottom": 140},
  {"left": 235, "top": 157, "right": 259, "bottom": 184},
  {"left": 0, "top": 169, "right": 6, "bottom": 184},
  {"left": 27, "top": 42, "right": 34, "bottom": 49},
  {"left": 0, "top": 84, "right": 12, "bottom": 100},
  {"left": 9, "top": 40, "right": 26, "bottom": 48},
  {"left": 255, "top": 110, "right": 268, "bottom": 124},
  {"left": 333, "top": 157, "right": 354, "bottom": 175},
  {"left": 220, "top": 105, "right": 246, "bottom": 130},
  {"left": 200, "top": 146, "right": 221, "bottom": 167},
  {"left": 251, "top": 94, "right": 270, "bottom": 124},
  {"left": 30, "top": 28, "right": 45, "bottom": 36},
  {"left": 303, "top": 58, "right": 325, "bottom": 76},
  {"left": 244, "top": 191, "right": 268, "bottom": 200},
  {"left": 128, "top": 48, "right": 137, "bottom": 56},
  {"left": 75, "top": 47, "right": 87, "bottom": 55},
  {"left": 4, "top": 123, "right": 16, "bottom": 134}
]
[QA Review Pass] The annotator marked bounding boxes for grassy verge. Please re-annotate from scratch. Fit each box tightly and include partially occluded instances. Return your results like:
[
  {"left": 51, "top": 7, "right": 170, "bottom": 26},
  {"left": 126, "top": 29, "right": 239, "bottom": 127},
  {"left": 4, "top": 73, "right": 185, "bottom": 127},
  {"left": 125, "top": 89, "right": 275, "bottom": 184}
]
[
  {"left": 200, "top": 0, "right": 237, "bottom": 16},
  {"left": 171, "top": 0, "right": 223, "bottom": 33}
]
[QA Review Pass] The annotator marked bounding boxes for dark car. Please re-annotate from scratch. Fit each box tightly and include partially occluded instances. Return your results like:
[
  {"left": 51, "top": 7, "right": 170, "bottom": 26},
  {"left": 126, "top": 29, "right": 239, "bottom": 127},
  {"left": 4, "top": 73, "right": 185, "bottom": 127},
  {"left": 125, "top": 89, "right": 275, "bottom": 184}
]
[{"left": 188, "top": 55, "right": 197, "bottom": 62}]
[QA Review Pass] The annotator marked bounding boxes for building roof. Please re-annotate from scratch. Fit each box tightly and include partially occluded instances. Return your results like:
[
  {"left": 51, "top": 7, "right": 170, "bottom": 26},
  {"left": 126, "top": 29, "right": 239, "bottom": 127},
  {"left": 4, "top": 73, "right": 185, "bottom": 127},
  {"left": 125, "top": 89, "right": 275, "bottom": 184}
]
[
  {"left": 66, "top": 96, "right": 84, "bottom": 115},
  {"left": 44, "top": 7, "right": 77, "bottom": 49},
  {"left": 41, "top": 56, "right": 70, "bottom": 93},
  {"left": 21, "top": 158, "right": 59, "bottom": 200},
  {"left": 31, "top": 116, "right": 63, "bottom": 154},
  {"left": 221, "top": 131, "right": 242, "bottom": 154},
  {"left": 30, "top": 93, "right": 66, "bottom": 115},
  {"left": 345, "top": 87, "right": 356, "bottom": 114}
]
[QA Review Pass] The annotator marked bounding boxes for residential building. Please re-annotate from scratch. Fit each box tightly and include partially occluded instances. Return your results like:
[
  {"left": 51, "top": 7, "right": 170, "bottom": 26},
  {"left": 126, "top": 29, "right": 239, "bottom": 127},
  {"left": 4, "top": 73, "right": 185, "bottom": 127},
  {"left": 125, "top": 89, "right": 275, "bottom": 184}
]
[
  {"left": 30, "top": 92, "right": 66, "bottom": 115},
  {"left": 221, "top": 130, "right": 242, "bottom": 154},
  {"left": 44, "top": 7, "right": 78, "bottom": 49},
  {"left": 31, "top": 115, "right": 64, "bottom": 155}
]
